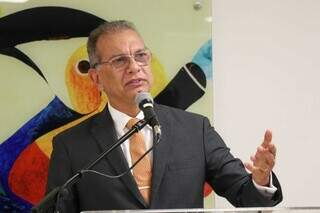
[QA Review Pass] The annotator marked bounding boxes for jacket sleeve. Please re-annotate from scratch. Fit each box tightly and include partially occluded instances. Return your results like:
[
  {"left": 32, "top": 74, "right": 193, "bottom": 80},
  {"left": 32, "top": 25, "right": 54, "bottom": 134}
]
[{"left": 203, "top": 117, "right": 283, "bottom": 207}]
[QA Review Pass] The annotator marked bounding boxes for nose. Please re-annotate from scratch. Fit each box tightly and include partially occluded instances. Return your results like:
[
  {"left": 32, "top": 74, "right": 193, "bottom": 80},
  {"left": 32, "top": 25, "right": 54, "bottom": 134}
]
[{"left": 126, "top": 57, "right": 141, "bottom": 74}]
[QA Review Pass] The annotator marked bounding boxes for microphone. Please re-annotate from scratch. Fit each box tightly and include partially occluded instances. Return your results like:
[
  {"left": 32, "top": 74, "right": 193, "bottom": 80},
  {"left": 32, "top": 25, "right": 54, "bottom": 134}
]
[{"left": 135, "top": 92, "right": 161, "bottom": 136}]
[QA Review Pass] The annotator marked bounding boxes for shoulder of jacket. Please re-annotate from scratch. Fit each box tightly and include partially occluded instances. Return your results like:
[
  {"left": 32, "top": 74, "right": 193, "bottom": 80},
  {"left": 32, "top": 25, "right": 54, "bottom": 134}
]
[{"left": 155, "top": 103, "right": 206, "bottom": 120}]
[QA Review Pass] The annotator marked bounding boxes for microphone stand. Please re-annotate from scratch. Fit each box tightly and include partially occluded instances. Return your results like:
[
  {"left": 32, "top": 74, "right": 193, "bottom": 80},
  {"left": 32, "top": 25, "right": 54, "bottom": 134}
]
[{"left": 32, "top": 119, "right": 148, "bottom": 213}]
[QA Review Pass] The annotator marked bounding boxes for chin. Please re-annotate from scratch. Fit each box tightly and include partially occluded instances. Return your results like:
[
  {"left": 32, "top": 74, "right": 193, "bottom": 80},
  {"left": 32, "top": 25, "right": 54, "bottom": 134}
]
[
  {"left": 135, "top": 86, "right": 150, "bottom": 94},
  {"left": 124, "top": 87, "right": 150, "bottom": 100}
]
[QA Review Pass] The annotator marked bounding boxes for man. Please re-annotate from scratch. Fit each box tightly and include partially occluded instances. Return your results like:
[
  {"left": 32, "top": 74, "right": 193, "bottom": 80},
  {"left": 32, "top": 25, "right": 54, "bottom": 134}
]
[{"left": 46, "top": 20, "right": 282, "bottom": 212}]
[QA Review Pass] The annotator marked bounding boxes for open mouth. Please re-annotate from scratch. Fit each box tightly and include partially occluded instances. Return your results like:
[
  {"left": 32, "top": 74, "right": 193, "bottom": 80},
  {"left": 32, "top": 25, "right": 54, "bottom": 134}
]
[{"left": 125, "top": 78, "right": 145, "bottom": 87}]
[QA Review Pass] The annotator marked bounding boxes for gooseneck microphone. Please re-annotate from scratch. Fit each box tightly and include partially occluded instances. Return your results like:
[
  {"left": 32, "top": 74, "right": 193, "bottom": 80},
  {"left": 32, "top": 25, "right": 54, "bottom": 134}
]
[{"left": 135, "top": 92, "right": 161, "bottom": 136}]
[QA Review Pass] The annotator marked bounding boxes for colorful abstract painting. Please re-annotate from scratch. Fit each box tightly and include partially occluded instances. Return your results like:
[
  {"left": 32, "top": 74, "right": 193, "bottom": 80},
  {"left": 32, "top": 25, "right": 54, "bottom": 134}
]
[{"left": 0, "top": 1, "right": 212, "bottom": 211}]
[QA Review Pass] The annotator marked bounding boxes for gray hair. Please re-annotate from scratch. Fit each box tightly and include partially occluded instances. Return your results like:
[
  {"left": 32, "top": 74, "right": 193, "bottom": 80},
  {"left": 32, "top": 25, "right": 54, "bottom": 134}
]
[{"left": 87, "top": 20, "right": 138, "bottom": 68}]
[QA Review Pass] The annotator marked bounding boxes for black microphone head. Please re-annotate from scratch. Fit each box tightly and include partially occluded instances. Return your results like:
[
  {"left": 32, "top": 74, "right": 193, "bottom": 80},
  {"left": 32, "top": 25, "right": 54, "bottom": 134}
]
[
  {"left": 135, "top": 92, "right": 160, "bottom": 134},
  {"left": 135, "top": 92, "right": 153, "bottom": 109}
]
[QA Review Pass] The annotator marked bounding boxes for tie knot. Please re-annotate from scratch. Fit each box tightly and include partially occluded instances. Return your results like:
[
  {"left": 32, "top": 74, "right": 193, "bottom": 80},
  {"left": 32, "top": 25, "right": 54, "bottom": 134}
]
[{"left": 126, "top": 118, "right": 139, "bottom": 129}]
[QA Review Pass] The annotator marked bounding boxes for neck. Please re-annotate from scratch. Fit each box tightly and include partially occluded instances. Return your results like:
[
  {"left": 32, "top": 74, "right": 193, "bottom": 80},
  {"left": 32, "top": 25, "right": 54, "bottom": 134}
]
[{"left": 108, "top": 100, "right": 140, "bottom": 117}]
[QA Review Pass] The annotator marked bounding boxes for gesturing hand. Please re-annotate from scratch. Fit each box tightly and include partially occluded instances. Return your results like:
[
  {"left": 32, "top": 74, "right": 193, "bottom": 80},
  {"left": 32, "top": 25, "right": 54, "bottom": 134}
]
[{"left": 244, "top": 130, "right": 277, "bottom": 186}]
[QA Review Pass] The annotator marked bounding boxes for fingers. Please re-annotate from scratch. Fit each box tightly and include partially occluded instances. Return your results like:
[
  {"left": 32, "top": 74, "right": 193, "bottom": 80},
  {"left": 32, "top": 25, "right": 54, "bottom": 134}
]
[
  {"left": 261, "top": 129, "right": 277, "bottom": 157},
  {"left": 244, "top": 162, "right": 254, "bottom": 172},
  {"left": 245, "top": 161, "right": 268, "bottom": 174},
  {"left": 246, "top": 144, "right": 274, "bottom": 186},
  {"left": 262, "top": 129, "right": 272, "bottom": 148},
  {"left": 253, "top": 145, "right": 275, "bottom": 169},
  {"left": 261, "top": 129, "right": 276, "bottom": 162},
  {"left": 246, "top": 130, "right": 276, "bottom": 186},
  {"left": 247, "top": 145, "right": 275, "bottom": 183},
  {"left": 244, "top": 161, "right": 270, "bottom": 186},
  {"left": 268, "top": 143, "right": 277, "bottom": 157}
]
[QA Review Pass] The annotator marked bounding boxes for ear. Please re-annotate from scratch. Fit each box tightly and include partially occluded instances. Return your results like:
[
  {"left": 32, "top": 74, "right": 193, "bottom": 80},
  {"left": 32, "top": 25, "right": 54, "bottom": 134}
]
[{"left": 88, "top": 68, "right": 103, "bottom": 91}]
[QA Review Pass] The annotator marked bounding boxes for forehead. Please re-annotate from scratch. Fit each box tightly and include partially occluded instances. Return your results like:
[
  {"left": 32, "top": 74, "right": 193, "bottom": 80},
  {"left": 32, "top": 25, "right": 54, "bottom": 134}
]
[{"left": 96, "top": 29, "right": 145, "bottom": 58}]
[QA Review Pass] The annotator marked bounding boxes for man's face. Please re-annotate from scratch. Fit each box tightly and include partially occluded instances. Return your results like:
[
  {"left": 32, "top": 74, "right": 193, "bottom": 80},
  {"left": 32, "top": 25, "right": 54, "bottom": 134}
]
[{"left": 90, "top": 29, "right": 153, "bottom": 108}]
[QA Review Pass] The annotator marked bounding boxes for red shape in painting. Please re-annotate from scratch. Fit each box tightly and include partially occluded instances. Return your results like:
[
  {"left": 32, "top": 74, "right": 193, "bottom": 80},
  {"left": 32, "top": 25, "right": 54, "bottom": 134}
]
[
  {"left": 8, "top": 143, "right": 49, "bottom": 205},
  {"left": 204, "top": 181, "right": 213, "bottom": 197}
]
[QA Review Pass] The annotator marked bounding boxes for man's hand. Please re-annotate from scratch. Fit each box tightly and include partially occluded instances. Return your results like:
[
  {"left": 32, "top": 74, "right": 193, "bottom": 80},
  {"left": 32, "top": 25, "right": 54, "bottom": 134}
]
[{"left": 244, "top": 130, "right": 277, "bottom": 186}]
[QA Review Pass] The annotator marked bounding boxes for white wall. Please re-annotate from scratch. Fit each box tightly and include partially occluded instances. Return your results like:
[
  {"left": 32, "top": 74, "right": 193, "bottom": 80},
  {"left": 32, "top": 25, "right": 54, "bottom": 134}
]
[{"left": 213, "top": 0, "right": 320, "bottom": 208}]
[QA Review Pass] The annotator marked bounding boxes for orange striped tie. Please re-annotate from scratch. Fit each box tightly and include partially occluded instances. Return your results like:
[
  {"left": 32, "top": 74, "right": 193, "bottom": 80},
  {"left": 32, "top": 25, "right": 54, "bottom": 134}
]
[{"left": 126, "top": 118, "right": 152, "bottom": 204}]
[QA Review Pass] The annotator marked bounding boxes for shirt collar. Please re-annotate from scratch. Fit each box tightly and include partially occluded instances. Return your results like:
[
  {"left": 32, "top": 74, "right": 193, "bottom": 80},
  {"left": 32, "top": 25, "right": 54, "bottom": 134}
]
[{"left": 108, "top": 103, "right": 144, "bottom": 132}]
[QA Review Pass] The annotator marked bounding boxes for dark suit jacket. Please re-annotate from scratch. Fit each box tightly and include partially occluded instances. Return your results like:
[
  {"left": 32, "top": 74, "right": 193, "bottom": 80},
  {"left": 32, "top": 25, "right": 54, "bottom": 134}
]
[{"left": 46, "top": 104, "right": 282, "bottom": 212}]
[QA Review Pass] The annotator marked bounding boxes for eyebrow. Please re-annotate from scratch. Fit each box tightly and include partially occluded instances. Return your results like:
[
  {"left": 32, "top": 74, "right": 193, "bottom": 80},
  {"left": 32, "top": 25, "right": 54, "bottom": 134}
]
[{"left": 106, "top": 48, "right": 147, "bottom": 60}]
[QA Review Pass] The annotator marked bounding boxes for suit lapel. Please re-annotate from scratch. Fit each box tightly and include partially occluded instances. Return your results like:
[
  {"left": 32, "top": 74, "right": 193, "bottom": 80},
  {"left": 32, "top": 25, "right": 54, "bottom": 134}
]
[
  {"left": 150, "top": 105, "right": 172, "bottom": 206},
  {"left": 89, "top": 107, "right": 148, "bottom": 207}
]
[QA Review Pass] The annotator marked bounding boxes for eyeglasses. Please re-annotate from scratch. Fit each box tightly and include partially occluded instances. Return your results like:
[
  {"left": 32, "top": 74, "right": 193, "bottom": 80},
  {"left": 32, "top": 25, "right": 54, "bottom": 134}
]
[{"left": 93, "top": 49, "right": 151, "bottom": 70}]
